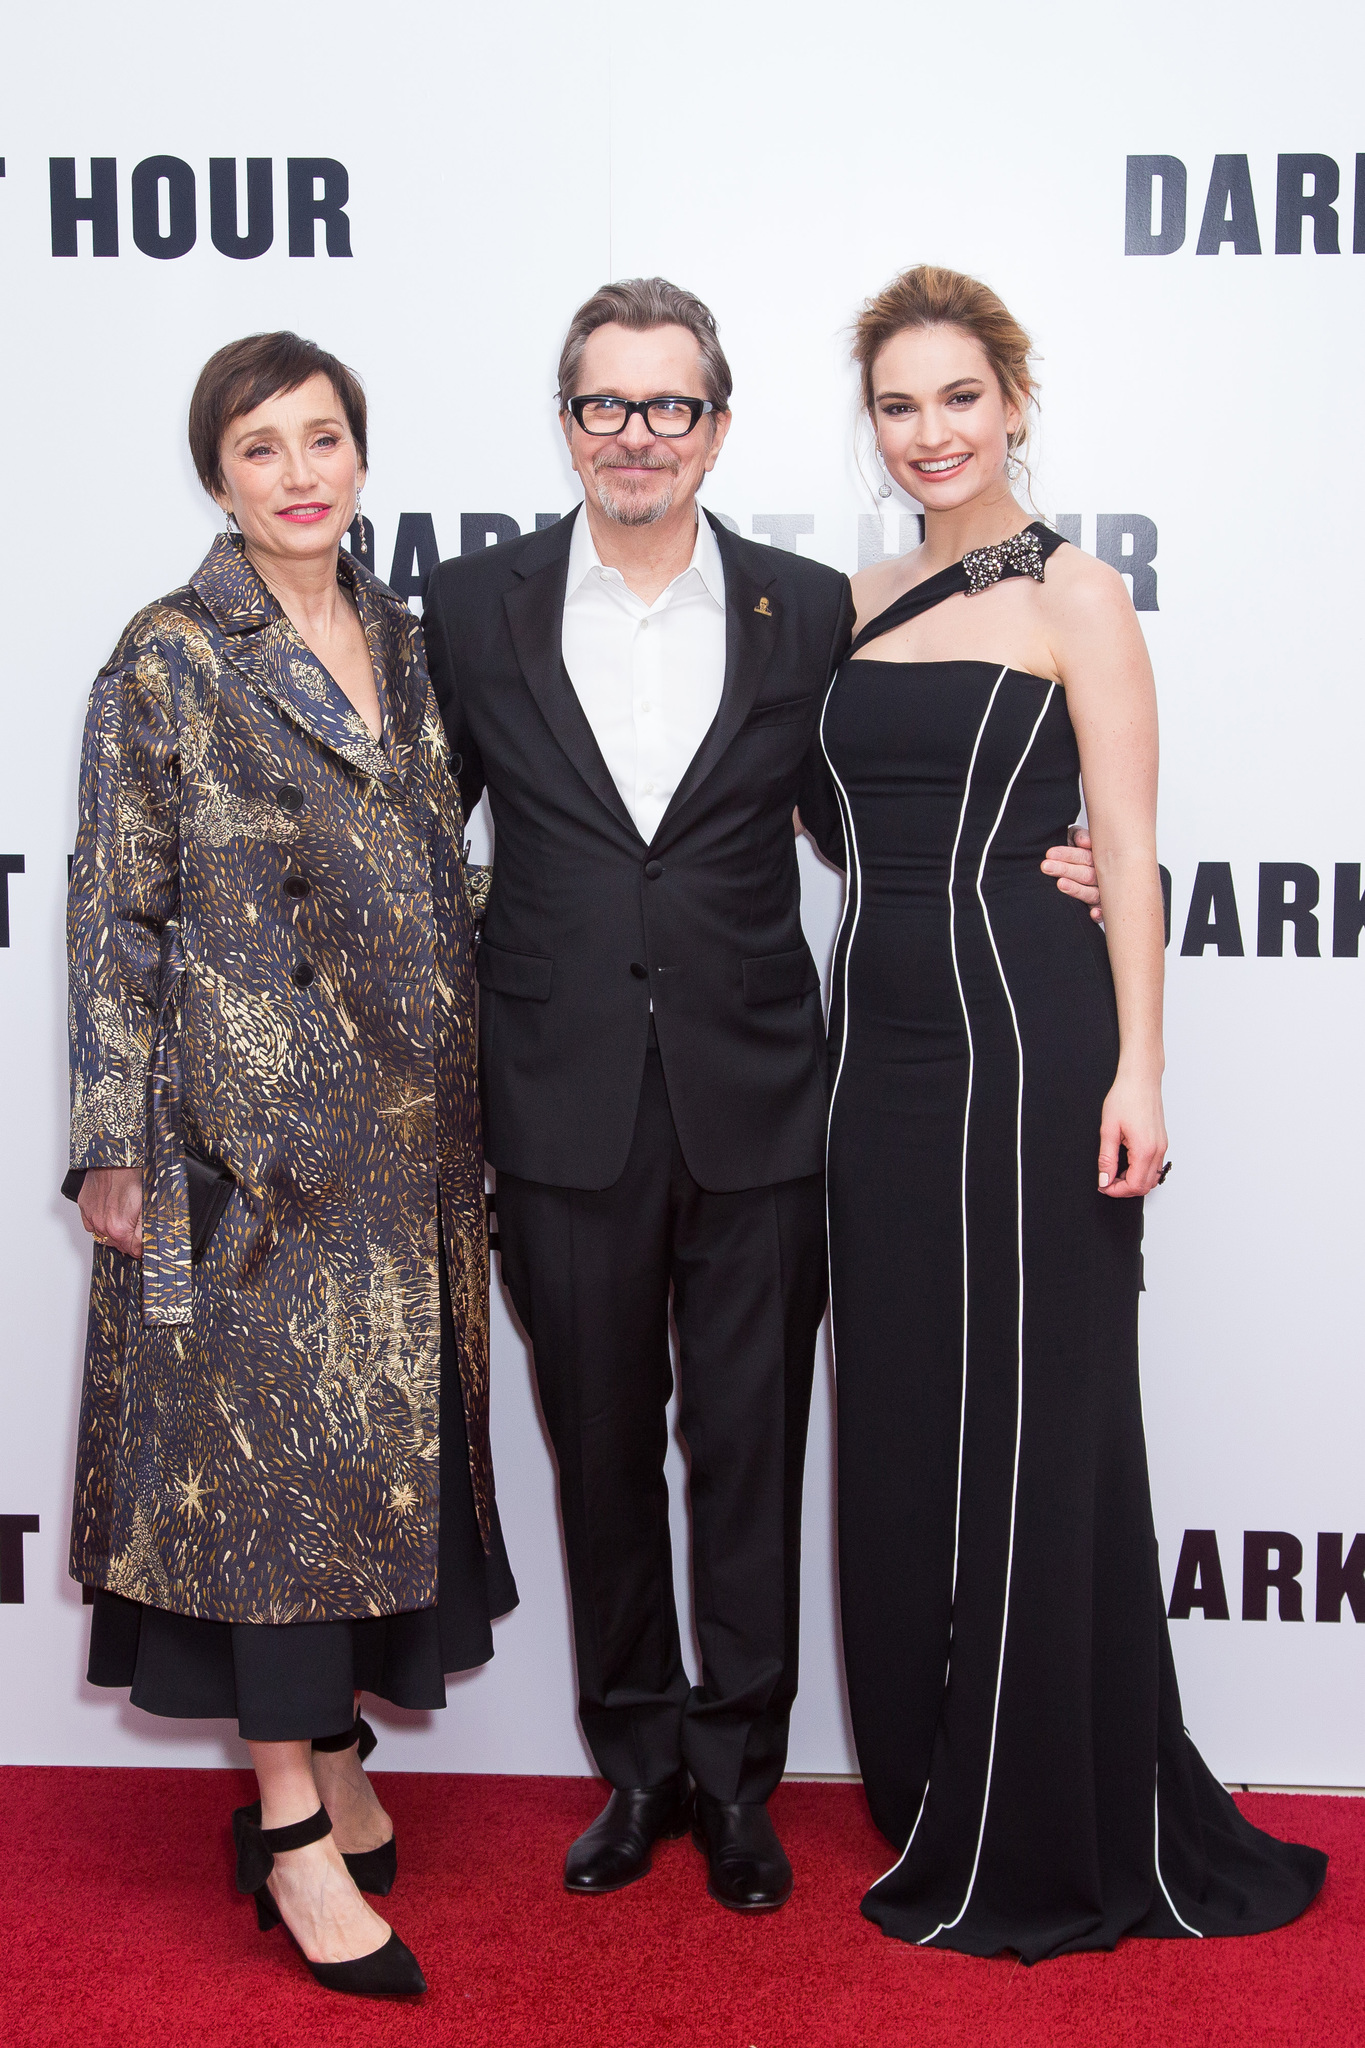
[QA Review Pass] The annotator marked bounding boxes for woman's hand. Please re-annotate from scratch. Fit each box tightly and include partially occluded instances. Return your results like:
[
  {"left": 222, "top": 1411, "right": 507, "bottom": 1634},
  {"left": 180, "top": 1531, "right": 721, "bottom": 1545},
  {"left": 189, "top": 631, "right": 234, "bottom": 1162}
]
[
  {"left": 77, "top": 1166, "right": 144, "bottom": 1257},
  {"left": 1098, "top": 1073, "right": 1167, "bottom": 1197}
]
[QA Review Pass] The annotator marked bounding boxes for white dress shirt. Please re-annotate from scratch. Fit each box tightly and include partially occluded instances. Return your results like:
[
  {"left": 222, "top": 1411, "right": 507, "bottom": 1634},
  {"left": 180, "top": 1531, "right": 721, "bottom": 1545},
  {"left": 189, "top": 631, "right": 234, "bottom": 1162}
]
[{"left": 561, "top": 504, "right": 728, "bottom": 844}]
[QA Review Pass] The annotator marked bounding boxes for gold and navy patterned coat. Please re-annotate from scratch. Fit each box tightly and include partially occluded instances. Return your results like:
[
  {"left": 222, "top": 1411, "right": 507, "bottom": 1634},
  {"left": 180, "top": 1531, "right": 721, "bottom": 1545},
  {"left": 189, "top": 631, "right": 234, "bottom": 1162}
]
[{"left": 67, "top": 534, "right": 492, "bottom": 1624}]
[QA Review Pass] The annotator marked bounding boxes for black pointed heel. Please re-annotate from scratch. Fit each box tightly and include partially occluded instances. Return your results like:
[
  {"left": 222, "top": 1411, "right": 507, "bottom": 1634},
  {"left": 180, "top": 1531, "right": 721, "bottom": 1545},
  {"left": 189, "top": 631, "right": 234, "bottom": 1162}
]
[
  {"left": 311, "top": 1714, "right": 395, "bottom": 1895},
  {"left": 231, "top": 1801, "right": 425, "bottom": 1998},
  {"left": 307, "top": 1931, "right": 425, "bottom": 1997},
  {"left": 339, "top": 1836, "right": 397, "bottom": 1897}
]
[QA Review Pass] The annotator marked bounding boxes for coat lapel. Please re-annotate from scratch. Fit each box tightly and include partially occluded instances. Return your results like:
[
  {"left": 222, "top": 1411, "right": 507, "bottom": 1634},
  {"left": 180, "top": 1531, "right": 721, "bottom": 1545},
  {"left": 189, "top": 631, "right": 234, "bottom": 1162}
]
[
  {"left": 503, "top": 510, "right": 642, "bottom": 841},
  {"left": 650, "top": 515, "right": 778, "bottom": 846},
  {"left": 350, "top": 557, "right": 427, "bottom": 785},
  {"left": 190, "top": 536, "right": 404, "bottom": 793}
]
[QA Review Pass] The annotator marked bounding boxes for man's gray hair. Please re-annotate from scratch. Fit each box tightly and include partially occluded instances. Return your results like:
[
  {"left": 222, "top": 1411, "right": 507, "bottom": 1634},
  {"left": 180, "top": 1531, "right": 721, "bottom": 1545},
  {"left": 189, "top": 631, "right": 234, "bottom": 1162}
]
[{"left": 556, "top": 277, "right": 733, "bottom": 411}]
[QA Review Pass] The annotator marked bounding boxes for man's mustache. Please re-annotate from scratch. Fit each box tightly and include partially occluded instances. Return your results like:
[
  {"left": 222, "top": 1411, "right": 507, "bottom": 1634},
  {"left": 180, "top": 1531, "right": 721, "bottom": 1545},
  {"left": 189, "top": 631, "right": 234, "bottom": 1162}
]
[{"left": 592, "top": 450, "right": 680, "bottom": 476}]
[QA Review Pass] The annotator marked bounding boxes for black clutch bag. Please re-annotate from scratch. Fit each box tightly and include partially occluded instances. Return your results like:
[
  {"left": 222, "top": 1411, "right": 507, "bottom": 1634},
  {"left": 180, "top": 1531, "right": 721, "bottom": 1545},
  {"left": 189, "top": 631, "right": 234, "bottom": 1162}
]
[{"left": 61, "top": 1149, "right": 236, "bottom": 1262}]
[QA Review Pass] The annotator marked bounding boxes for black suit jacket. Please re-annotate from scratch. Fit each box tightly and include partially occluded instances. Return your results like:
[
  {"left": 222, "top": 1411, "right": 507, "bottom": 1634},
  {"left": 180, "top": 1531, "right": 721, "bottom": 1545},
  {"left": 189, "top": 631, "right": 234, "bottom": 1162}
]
[{"left": 422, "top": 507, "right": 854, "bottom": 1192}]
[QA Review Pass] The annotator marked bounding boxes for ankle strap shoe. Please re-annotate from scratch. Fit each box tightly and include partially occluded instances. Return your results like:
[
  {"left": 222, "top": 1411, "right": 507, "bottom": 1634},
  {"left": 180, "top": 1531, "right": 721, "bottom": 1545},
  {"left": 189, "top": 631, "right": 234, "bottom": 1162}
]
[
  {"left": 232, "top": 1801, "right": 333, "bottom": 1895},
  {"left": 312, "top": 1712, "right": 378, "bottom": 1763},
  {"left": 309, "top": 1715, "right": 394, "bottom": 1894},
  {"left": 230, "top": 1801, "right": 424, "bottom": 1998}
]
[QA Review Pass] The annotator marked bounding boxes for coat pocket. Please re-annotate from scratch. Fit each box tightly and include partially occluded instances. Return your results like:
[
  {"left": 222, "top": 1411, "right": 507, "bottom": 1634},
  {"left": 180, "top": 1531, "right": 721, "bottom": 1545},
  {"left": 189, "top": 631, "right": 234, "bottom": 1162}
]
[
  {"left": 742, "top": 945, "right": 821, "bottom": 1005},
  {"left": 742, "top": 695, "right": 811, "bottom": 730},
  {"left": 476, "top": 942, "right": 554, "bottom": 1001}
]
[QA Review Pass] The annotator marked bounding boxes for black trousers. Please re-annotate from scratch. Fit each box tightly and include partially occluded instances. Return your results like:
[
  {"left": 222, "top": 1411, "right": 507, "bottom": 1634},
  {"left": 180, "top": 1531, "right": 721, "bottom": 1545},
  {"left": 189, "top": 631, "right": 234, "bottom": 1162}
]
[{"left": 495, "top": 1042, "right": 827, "bottom": 1804}]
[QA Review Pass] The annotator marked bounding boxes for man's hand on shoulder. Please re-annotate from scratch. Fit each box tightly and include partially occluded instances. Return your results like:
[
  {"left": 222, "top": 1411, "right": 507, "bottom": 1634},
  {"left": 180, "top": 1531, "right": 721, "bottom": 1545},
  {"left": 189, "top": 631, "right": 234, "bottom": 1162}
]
[{"left": 1042, "top": 825, "right": 1102, "bottom": 921}]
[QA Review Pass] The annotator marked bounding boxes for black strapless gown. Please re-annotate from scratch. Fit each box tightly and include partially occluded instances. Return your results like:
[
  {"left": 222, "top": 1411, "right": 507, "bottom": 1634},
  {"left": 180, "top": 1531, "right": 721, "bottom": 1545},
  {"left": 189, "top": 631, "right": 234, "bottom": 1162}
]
[{"left": 821, "top": 529, "right": 1325, "bottom": 1960}]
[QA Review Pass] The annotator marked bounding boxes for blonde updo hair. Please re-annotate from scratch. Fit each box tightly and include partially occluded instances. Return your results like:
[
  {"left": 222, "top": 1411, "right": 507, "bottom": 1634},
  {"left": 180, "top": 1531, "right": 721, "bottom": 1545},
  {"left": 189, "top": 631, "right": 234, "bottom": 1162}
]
[{"left": 852, "top": 265, "right": 1038, "bottom": 466}]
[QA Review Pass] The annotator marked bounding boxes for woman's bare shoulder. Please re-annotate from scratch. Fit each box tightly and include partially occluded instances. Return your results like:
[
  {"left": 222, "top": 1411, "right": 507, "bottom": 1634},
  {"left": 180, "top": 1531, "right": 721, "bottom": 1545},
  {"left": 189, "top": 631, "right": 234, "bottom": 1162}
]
[
  {"left": 850, "top": 548, "right": 924, "bottom": 630},
  {"left": 1041, "top": 537, "right": 1134, "bottom": 623},
  {"left": 1040, "top": 538, "right": 1153, "bottom": 688}
]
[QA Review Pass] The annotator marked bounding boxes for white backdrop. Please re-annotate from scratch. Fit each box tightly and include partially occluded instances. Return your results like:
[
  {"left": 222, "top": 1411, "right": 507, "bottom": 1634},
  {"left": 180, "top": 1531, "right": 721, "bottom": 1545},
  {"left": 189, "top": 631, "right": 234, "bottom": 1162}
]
[{"left": 2, "top": 0, "right": 1362, "bottom": 1786}]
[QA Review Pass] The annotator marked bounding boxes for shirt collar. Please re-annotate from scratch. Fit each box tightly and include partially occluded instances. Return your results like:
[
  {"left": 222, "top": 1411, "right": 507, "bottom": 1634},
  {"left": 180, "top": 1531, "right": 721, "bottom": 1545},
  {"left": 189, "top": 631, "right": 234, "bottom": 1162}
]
[{"left": 566, "top": 500, "right": 726, "bottom": 610}]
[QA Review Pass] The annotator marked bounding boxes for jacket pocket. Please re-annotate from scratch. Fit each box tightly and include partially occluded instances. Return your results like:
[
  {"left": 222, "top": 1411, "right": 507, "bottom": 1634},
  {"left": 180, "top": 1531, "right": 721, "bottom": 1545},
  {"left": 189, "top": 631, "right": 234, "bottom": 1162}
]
[
  {"left": 743, "top": 695, "right": 811, "bottom": 730},
  {"left": 742, "top": 945, "right": 821, "bottom": 1005},
  {"left": 476, "top": 942, "right": 553, "bottom": 1001}
]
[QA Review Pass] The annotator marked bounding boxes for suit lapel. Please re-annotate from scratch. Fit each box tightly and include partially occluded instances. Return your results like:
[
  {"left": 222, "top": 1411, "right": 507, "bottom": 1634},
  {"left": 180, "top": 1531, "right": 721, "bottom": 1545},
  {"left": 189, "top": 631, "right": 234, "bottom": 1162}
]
[
  {"left": 191, "top": 536, "right": 404, "bottom": 792},
  {"left": 503, "top": 510, "right": 642, "bottom": 841},
  {"left": 650, "top": 517, "right": 778, "bottom": 845}
]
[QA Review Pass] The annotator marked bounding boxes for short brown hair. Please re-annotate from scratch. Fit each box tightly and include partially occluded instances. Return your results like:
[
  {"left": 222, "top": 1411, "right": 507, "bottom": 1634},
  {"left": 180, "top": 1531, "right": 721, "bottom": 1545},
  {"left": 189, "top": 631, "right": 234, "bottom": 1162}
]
[
  {"left": 852, "top": 265, "right": 1037, "bottom": 457},
  {"left": 188, "top": 331, "right": 368, "bottom": 497},
  {"left": 556, "top": 278, "right": 733, "bottom": 412}
]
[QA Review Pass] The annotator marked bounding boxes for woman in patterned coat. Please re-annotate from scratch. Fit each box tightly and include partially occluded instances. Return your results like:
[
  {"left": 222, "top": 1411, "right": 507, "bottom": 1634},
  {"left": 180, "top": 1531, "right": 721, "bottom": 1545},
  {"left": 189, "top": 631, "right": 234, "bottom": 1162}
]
[{"left": 67, "top": 332, "right": 515, "bottom": 1997}]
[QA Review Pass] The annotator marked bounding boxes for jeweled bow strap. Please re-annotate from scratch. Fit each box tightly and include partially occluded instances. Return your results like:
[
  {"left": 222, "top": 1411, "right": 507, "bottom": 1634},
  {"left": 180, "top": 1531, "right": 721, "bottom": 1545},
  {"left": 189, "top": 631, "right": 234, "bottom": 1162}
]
[{"left": 962, "top": 526, "right": 1046, "bottom": 596}]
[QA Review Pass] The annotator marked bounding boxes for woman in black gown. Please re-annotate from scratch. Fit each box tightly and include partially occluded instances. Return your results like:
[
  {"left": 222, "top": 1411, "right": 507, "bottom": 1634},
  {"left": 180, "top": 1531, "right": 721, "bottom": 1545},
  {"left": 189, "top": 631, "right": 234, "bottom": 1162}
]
[
  {"left": 820, "top": 265, "right": 1324, "bottom": 1959},
  {"left": 68, "top": 333, "right": 515, "bottom": 1996}
]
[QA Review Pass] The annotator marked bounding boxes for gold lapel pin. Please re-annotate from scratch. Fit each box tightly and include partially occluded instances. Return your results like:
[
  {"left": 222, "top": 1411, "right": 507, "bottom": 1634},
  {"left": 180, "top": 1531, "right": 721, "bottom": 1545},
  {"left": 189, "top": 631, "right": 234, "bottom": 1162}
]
[{"left": 754, "top": 596, "right": 774, "bottom": 617}]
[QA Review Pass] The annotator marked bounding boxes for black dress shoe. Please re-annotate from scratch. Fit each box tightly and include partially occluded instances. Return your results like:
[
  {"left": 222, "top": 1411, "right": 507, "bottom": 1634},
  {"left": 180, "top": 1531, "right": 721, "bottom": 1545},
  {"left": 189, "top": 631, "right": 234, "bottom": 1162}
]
[
  {"left": 563, "top": 1771, "right": 693, "bottom": 1894},
  {"left": 691, "top": 1790, "right": 793, "bottom": 1912}
]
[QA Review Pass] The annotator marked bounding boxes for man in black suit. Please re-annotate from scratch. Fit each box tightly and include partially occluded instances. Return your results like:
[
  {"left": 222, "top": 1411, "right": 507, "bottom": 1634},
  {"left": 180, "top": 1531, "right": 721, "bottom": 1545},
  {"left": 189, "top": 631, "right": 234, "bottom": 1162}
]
[{"left": 424, "top": 279, "right": 1096, "bottom": 1910}]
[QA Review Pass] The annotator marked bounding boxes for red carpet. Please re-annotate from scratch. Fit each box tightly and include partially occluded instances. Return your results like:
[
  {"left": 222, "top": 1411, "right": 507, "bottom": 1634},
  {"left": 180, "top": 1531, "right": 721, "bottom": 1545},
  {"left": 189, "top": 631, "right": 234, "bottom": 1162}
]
[{"left": 2, "top": 1770, "right": 1356, "bottom": 2047}]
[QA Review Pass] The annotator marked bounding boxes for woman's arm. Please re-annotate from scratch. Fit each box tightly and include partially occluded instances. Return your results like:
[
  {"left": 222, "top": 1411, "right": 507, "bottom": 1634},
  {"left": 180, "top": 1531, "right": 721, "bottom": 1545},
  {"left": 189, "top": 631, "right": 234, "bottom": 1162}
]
[
  {"left": 68, "top": 631, "right": 181, "bottom": 1255},
  {"left": 1046, "top": 554, "right": 1167, "bottom": 1198}
]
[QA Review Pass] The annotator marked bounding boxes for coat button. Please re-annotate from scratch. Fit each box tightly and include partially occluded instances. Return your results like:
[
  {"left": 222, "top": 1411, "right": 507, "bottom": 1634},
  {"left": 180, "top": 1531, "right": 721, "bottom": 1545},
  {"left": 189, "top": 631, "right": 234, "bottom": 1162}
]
[
  {"left": 644, "top": 859, "right": 664, "bottom": 880},
  {"left": 629, "top": 961, "right": 648, "bottom": 979},
  {"left": 276, "top": 783, "right": 305, "bottom": 815},
  {"left": 284, "top": 873, "right": 311, "bottom": 899},
  {"left": 291, "top": 960, "right": 315, "bottom": 987}
]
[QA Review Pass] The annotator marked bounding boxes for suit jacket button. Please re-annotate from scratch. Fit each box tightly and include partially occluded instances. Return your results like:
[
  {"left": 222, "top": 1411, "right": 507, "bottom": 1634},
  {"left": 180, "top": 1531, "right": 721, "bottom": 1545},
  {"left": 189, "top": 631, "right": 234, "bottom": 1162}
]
[
  {"left": 629, "top": 961, "right": 648, "bottom": 979},
  {"left": 291, "top": 960, "right": 315, "bottom": 987},
  {"left": 276, "top": 782, "right": 305, "bottom": 815},
  {"left": 644, "top": 859, "right": 664, "bottom": 880},
  {"left": 284, "top": 873, "right": 311, "bottom": 899}
]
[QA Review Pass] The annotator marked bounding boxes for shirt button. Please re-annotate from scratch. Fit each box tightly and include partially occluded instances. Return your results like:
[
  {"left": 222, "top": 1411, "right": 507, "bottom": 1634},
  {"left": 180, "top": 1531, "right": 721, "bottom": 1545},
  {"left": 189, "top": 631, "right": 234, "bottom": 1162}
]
[
  {"left": 291, "top": 960, "right": 316, "bottom": 988},
  {"left": 284, "top": 873, "right": 312, "bottom": 899},
  {"left": 641, "top": 781, "right": 655, "bottom": 796},
  {"left": 629, "top": 961, "right": 648, "bottom": 979},
  {"left": 639, "top": 701, "right": 651, "bottom": 713},
  {"left": 639, "top": 619, "right": 650, "bottom": 631},
  {"left": 276, "top": 783, "right": 305, "bottom": 815}
]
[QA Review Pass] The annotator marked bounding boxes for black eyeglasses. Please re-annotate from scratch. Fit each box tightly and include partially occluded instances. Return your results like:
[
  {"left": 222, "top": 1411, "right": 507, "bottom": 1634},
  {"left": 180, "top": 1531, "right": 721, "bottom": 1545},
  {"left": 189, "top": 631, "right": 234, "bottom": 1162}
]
[{"left": 567, "top": 395, "right": 715, "bottom": 438}]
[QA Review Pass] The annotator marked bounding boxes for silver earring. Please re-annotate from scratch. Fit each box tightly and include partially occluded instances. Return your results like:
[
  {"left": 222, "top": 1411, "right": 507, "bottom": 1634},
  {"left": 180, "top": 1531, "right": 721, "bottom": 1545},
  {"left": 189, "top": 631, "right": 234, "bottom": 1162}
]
[
  {"left": 354, "top": 494, "right": 368, "bottom": 556},
  {"left": 225, "top": 508, "right": 241, "bottom": 537},
  {"left": 875, "top": 446, "right": 893, "bottom": 499},
  {"left": 1006, "top": 450, "right": 1023, "bottom": 483}
]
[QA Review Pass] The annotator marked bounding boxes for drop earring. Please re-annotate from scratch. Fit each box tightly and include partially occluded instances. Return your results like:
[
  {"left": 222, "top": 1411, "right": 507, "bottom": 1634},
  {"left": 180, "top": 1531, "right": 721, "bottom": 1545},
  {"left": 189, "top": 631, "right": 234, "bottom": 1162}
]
[
  {"left": 224, "top": 507, "right": 241, "bottom": 537},
  {"left": 875, "top": 446, "right": 893, "bottom": 499},
  {"left": 354, "top": 494, "right": 368, "bottom": 556}
]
